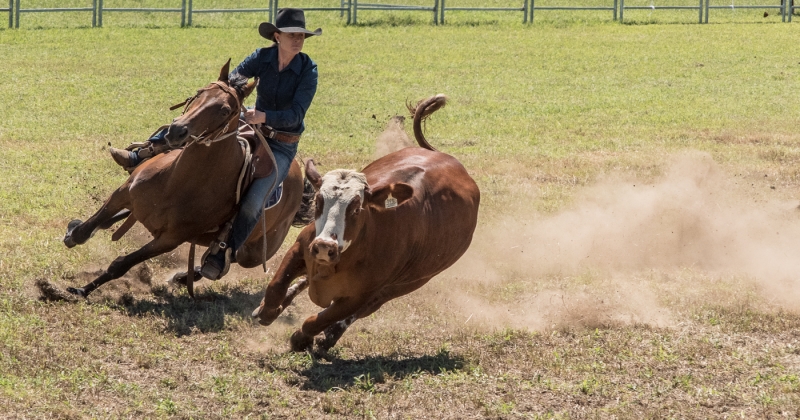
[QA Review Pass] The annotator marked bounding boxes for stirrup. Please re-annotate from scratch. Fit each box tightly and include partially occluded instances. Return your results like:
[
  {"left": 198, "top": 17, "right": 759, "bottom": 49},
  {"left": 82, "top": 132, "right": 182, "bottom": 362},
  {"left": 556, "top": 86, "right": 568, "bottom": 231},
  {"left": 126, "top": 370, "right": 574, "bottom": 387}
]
[{"left": 200, "top": 245, "right": 232, "bottom": 280}]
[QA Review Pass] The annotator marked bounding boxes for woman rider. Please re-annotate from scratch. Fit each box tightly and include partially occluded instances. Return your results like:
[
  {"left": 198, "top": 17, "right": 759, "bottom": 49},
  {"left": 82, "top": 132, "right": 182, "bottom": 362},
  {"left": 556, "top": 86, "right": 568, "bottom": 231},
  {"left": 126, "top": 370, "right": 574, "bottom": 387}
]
[{"left": 109, "top": 8, "right": 321, "bottom": 280}]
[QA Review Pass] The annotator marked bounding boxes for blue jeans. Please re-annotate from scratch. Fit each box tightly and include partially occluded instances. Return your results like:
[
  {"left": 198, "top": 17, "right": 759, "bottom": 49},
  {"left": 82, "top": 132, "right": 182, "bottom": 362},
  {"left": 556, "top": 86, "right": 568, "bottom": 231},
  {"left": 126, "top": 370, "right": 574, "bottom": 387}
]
[{"left": 228, "top": 138, "right": 298, "bottom": 254}]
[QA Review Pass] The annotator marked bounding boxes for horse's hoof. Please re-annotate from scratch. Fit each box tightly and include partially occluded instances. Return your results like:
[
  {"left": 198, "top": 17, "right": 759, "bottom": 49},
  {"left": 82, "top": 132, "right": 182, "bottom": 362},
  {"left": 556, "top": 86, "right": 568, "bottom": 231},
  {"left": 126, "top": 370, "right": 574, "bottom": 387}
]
[
  {"left": 63, "top": 219, "right": 82, "bottom": 248},
  {"left": 66, "top": 287, "right": 88, "bottom": 298},
  {"left": 168, "top": 269, "right": 203, "bottom": 288},
  {"left": 290, "top": 330, "right": 313, "bottom": 352},
  {"left": 168, "top": 271, "right": 188, "bottom": 287}
]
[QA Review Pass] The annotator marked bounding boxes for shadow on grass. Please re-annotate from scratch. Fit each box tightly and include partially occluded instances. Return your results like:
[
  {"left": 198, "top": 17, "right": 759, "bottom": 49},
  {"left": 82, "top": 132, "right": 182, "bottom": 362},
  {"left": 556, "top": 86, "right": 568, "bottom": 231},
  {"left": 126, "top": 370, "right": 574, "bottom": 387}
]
[
  {"left": 114, "top": 285, "right": 264, "bottom": 337},
  {"left": 295, "top": 349, "right": 467, "bottom": 392}
]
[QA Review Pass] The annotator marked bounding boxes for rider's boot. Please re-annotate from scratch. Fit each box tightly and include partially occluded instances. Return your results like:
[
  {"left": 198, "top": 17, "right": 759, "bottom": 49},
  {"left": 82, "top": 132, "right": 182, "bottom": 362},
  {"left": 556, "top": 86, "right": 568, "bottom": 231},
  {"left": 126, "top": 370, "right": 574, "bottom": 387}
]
[
  {"left": 199, "top": 243, "right": 233, "bottom": 281},
  {"left": 109, "top": 128, "right": 170, "bottom": 173}
]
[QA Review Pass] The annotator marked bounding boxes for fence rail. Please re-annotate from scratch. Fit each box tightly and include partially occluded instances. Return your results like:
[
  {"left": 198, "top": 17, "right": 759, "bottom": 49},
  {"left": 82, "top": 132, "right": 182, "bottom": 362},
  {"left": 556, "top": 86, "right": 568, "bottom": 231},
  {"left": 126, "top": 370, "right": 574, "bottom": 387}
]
[
  {"left": 705, "top": 1, "right": 787, "bottom": 23},
  {"left": 187, "top": 0, "right": 276, "bottom": 26},
  {"left": 98, "top": 0, "right": 186, "bottom": 27},
  {"left": 620, "top": 0, "right": 704, "bottom": 22},
  {"left": 14, "top": 0, "right": 96, "bottom": 27},
  {"left": 352, "top": 0, "right": 439, "bottom": 24},
  {"left": 530, "top": 1, "right": 618, "bottom": 22},
  {"left": 439, "top": 0, "right": 528, "bottom": 24},
  {"left": 7, "top": 0, "right": 798, "bottom": 27},
  {"left": 274, "top": 0, "right": 352, "bottom": 23}
]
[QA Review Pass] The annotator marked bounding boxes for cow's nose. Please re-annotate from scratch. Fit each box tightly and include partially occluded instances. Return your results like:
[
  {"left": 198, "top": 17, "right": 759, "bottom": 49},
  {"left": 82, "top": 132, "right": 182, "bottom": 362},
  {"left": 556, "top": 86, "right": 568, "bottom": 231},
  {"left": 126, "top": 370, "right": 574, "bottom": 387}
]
[{"left": 309, "top": 238, "right": 340, "bottom": 264}]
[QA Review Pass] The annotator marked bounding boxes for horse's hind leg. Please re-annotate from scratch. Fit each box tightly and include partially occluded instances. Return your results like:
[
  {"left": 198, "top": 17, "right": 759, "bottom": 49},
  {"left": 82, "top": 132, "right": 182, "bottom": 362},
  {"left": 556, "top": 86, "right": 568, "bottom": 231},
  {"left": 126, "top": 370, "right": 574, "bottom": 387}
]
[
  {"left": 64, "top": 190, "right": 130, "bottom": 248},
  {"left": 67, "top": 237, "right": 179, "bottom": 298}
]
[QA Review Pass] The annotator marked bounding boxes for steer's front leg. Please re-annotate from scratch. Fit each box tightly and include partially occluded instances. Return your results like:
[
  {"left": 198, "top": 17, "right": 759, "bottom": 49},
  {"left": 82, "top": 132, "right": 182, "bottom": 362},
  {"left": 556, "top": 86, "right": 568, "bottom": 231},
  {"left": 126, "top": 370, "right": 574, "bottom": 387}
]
[{"left": 252, "top": 241, "right": 307, "bottom": 326}]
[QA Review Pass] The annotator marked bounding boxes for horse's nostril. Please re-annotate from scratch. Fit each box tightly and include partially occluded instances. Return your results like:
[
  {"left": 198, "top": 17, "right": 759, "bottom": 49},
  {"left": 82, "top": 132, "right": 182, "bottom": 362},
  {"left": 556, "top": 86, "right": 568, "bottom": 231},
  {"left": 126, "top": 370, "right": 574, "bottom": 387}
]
[{"left": 328, "top": 249, "right": 335, "bottom": 257}]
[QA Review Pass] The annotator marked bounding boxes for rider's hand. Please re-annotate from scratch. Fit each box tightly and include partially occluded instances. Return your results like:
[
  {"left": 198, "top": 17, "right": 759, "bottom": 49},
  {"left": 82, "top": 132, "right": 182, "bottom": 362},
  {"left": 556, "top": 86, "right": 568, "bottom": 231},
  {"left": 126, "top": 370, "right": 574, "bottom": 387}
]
[{"left": 244, "top": 109, "right": 266, "bottom": 125}]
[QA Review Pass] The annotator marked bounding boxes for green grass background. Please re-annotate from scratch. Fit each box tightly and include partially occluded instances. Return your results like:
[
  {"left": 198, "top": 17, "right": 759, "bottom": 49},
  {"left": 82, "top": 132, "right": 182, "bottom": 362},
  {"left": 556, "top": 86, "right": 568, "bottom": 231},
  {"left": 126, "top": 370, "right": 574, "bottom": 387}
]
[{"left": 1, "top": 4, "right": 800, "bottom": 417}]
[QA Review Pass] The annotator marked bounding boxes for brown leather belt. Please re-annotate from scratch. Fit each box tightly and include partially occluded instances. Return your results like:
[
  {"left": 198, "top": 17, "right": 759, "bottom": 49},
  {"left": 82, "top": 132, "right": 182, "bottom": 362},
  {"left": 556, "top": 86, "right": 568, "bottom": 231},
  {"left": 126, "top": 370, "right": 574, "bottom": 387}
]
[{"left": 260, "top": 125, "right": 301, "bottom": 144}]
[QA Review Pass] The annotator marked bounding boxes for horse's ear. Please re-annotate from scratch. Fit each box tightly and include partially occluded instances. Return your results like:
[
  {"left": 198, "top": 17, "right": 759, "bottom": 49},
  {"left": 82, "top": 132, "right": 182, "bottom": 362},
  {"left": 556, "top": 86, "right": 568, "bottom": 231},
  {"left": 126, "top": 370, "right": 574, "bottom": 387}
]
[
  {"left": 219, "top": 58, "right": 231, "bottom": 82},
  {"left": 305, "top": 159, "right": 323, "bottom": 190},
  {"left": 242, "top": 77, "right": 258, "bottom": 99}
]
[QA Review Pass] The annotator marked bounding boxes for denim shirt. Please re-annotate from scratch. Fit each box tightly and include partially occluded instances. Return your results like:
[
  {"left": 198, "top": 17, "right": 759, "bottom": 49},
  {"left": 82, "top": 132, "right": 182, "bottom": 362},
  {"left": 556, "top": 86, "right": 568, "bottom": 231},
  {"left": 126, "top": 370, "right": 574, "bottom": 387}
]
[{"left": 233, "top": 45, "right": 318, "bottom": 134}]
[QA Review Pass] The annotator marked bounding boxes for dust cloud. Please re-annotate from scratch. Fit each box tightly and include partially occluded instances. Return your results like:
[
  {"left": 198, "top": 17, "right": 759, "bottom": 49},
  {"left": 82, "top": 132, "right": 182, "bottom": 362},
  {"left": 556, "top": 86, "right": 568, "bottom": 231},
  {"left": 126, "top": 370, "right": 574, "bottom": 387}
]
[
  {"left": 374, "top": 115, "right": 414, "bottom": 159},
  {"left": 438, "top": 152, "right": 800, "bottom": 330}
]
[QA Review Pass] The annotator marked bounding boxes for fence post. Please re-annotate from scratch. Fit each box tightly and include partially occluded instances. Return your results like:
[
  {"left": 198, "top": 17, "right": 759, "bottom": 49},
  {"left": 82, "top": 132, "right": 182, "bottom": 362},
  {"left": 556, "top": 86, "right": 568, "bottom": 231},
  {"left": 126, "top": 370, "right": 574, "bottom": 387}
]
[
  {"left": 697, "top": 0, "right": 702, "bottom": 23},
  {"left": 187, "top": 0, "right": 192, "bottom": 26},
  {"left": 98, "top": 0, "right": 103, "bottom": 26},
  {"left": 353, "top": 0, "right": 357, "bottom": 24},
  {"left": 92, "top": 0, "right": 96, "bottom": 27},
  {"left": 530, "top": 0, "right": 534, "bottom": 21},
  {"left": 272, "top": 0, "right": 278, "bottom": 22},
  {"left": 347, "top": 0, "right": 351, "bottom": 24},
  {"left": 523, "top": 0, "right": 527, "bottom": 23},
  {"left": 613, "top": 0, "right": 617, "bottom": 20},
  {"left": 619, "top": 0, "right": 623, "bottom": 22}
]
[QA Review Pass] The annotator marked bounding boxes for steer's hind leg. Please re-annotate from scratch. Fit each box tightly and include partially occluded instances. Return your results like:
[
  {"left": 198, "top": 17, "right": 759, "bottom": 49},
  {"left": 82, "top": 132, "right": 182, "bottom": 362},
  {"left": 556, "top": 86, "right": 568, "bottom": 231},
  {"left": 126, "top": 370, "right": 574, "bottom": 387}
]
[
  {"left": 290, "top": 296, "right": 368, "bottom": 352},
  {"left": 67, "top": 237, "right": 179, "bottom": 298},
  {"left": 316, "top": 314, "right": 357, "bottom": 351},
  {"left": 64, "top": 189, "right": 131, "bottom": 248},
  {"left": 314, "top": 278, "right": 435, "bottom": 351}
]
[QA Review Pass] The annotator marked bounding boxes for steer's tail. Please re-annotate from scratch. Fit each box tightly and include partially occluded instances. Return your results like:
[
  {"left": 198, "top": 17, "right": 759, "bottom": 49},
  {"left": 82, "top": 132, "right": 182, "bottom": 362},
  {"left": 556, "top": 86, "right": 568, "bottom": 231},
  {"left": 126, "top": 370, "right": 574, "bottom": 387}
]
[{"left": 408, "top": 94, "right": 447, "bottom": 152}]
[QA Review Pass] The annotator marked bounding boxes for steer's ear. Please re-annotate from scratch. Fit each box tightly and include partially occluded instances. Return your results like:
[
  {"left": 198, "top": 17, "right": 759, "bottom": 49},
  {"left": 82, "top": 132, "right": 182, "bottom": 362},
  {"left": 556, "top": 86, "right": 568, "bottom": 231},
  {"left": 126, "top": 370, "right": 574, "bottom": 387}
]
[
  {"left": 366, "top": 182, "right": 414, "bottom": 210},
  {"left": 305, "top": 159, "right": 323, "bottom": 190}
]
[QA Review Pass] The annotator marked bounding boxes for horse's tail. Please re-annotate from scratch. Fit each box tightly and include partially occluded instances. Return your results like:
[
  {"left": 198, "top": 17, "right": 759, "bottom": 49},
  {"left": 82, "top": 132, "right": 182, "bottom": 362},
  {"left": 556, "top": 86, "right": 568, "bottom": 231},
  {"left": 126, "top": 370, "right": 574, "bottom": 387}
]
[
  {"left": 291, "top": 174, "right": 316, "bottom": 228},
  {"left": 407, "top": 94, "right": 447, "bottom": 152}
]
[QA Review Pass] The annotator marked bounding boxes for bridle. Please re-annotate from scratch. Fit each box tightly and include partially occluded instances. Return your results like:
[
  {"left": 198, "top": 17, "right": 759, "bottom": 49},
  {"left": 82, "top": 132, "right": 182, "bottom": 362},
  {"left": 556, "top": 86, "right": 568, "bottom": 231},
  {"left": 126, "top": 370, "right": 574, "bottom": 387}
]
[{"left": 169, "top": 81, "right": 242, "bottom": 147}]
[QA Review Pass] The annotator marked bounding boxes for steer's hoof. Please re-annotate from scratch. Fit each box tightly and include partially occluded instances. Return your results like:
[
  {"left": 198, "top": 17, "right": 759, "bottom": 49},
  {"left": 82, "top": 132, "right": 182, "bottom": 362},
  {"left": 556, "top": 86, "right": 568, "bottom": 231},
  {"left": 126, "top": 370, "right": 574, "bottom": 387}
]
[
  {"left": 251, "top": 304, "right": 281, "bottom": 326},
  {"left": 315, "top": 334, "right": 337, "bottom": 351},
  {"left": 290, "top": 330, "right": 314, "bottom": 352},
  {"left": 66, "top": 287, "right": 88, "bottom": 298},
  {"left": 63, "top": 219, "right": 82, "bottom": 248}
]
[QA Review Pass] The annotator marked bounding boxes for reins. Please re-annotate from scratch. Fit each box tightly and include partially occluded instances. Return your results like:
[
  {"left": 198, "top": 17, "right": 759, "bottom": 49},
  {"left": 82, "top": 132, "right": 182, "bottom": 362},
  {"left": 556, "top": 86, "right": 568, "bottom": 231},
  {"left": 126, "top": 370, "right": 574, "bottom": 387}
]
[
  {"left": 173, "top": 81, "right": 280, "bottom": 298},
  {"left": 170, "top": 81, "right": 242, "bottom": 148}
]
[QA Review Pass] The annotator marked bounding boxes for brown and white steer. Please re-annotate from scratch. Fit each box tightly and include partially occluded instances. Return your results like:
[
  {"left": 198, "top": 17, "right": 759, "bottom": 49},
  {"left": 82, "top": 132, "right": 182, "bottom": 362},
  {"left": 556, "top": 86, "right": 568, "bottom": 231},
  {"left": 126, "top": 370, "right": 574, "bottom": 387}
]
[{"left": 251, "top": 94, "right": 481, "bottom": 351}]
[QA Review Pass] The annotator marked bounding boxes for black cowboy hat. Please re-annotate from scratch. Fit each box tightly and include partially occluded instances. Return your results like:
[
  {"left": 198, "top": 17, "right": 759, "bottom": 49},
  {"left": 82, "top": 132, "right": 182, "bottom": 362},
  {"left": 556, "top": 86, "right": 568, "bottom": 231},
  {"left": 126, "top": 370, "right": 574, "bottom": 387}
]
[{"left": 259, "top": 8, "right": 322, "bottom": 41}]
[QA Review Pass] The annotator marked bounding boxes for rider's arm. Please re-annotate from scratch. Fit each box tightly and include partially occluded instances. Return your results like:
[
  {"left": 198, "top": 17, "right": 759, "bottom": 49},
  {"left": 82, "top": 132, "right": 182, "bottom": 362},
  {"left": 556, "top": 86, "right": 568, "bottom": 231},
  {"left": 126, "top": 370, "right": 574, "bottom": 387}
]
[{"left": 263, "top": 62, "right": 318, "bottom": 132}]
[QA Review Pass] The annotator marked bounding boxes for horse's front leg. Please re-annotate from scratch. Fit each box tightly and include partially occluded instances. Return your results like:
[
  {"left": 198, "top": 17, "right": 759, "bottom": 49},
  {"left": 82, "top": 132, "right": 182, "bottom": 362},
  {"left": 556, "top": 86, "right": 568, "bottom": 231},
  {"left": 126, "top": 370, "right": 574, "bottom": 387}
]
[
  {"left": 64, "top": 186, "right": 131, "bottom": 248},
  {"left": 67, "top": 237, "right": 179, "bottom": 298}
]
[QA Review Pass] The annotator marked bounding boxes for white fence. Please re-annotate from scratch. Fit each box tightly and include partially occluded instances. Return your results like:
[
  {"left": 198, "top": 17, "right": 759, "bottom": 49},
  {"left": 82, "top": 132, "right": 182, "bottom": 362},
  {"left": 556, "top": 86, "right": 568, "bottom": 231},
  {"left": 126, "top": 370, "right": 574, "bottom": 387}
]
[{"left": 6, "top": 0, "right": 797, "bottom": 27}]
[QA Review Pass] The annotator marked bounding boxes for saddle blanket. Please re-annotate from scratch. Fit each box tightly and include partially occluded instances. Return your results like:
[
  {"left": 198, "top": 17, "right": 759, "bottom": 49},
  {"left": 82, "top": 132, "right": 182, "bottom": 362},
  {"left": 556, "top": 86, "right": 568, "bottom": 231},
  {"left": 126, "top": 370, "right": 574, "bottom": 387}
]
[{"left": 265, "top": 182, "right": 283, "bottom": 211}]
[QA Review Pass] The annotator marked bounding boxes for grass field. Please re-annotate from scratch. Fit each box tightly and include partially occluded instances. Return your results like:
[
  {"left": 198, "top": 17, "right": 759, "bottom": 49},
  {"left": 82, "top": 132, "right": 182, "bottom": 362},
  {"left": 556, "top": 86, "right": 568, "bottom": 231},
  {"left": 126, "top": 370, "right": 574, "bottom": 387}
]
[{"left": 2, "top": 4, "right": 800, "bottom": 418}]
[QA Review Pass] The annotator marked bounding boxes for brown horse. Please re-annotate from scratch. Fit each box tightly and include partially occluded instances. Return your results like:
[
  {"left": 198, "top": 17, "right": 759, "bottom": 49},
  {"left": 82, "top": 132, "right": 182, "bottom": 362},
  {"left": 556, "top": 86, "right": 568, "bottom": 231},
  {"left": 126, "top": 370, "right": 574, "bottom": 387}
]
[{"left": 58, "top": 60, "right": 312, "bottom": 298}]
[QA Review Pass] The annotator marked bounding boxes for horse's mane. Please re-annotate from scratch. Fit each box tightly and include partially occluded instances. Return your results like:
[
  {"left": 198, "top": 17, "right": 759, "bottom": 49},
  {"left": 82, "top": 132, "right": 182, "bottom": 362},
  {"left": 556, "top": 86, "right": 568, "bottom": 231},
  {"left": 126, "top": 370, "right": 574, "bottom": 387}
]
[{"left": 228, "top": 73, "right": 249, "bottom": 98}]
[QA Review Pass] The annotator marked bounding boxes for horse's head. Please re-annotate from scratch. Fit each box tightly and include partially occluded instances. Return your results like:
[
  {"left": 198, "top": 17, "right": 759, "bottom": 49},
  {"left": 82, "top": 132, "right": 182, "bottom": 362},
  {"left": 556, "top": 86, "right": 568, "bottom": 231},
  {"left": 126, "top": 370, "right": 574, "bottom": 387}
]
[{"left": 165, "top": 59, "right": 257, "bottom": 148}]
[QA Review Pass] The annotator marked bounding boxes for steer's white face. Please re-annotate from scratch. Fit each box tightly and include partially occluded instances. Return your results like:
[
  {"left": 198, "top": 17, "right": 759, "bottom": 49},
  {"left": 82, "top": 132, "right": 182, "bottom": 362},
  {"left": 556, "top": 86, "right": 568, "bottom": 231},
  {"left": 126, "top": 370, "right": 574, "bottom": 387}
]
[{"left": 314, "top": 169, "right": 368, "bottom": 254}]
